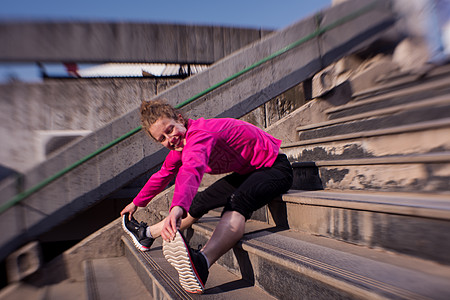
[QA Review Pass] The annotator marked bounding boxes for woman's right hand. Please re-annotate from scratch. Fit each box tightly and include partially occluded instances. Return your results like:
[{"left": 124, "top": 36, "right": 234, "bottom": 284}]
[
  {"left": 120, "top": 202, "right": 137, "bottom": 220},
  {"left": 161, "top": 206, "right": 184, "bottom": 242}
]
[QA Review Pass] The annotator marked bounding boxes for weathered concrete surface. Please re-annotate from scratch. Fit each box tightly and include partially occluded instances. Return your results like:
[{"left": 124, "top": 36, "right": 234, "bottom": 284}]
[
  {"left": 0, "top": 22, "right": 272, "bottom": 63},
  {"left": 5, "top": 241, "right": 42, "bottom": 283},
  {"left": 280, "top": 190, "right": 450, "bottom": 264},
  {"left": 283, "top": 124, "right": 450, "bottom": 161},
  {"left": 241, "top": 82, "right": 307, "bottom": 130},
  {"left": 83, "top": 257, "right": 152, "bottom": 300},
  {"left": 24, "top": 217, "right": 124, "bottom": 284},
  {"left": 311, "top": 54, "right": 398, "bottom": 98},
  {"left": 0, "top": 78, "right": 180, "bottom": 173},
  {"left": 189, "top": 215, "right": 450, "bottom": 299}
]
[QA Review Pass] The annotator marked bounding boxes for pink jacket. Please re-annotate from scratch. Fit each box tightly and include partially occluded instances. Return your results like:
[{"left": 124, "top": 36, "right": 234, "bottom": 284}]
[{"left": 133, "top": 118, "right": 282, "bottom": 213}]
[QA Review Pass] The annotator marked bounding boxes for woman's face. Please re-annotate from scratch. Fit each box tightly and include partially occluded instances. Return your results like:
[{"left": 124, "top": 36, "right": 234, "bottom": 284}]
[{"left": 149, "top": 115, "right": 187, "bottom": 151}]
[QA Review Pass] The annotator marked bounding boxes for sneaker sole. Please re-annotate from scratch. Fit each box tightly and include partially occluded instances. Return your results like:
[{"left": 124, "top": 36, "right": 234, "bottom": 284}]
[
  {"left": 163, "top": 231, "right": 205, "bottom": 294},
  {"left": 122, "top": 215, "right": 150, "bottom": 252}
]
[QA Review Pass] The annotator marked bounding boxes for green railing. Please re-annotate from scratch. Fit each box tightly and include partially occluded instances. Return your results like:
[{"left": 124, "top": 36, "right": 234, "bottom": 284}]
[{"left": 0, "top": 0, "right": 382, "bottom": 215}]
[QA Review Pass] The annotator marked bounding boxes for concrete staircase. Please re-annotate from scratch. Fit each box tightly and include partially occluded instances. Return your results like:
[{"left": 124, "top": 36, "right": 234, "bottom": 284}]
[
  {"left": 4, "top": 0, "right": 450, "bottom": 299},
  {"left": 0, "top": 0, "right": 395, "bottom": 262},
  {"left": 127, "top": 64, "right": 450, "bottom": 299},
  {"left": 18, "top": 60, "right": 447, "bottom": 300}
]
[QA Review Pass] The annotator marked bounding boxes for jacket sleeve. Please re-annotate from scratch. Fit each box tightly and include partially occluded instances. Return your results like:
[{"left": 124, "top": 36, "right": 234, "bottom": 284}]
[
  {"left": 132, "top": 151, "right": 182, "bottom": 207},
  {"left": 170, "top": 131, "right": 215, "bottom": 213}
]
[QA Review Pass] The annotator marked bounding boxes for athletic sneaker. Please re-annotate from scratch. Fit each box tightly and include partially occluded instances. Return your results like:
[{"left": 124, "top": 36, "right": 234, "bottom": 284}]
[
  {"left": 122, "top": 213, "right": 154, "bottom": 251},
  {"left": 163, "top": 230, "right": 209, "bottom": 294}
]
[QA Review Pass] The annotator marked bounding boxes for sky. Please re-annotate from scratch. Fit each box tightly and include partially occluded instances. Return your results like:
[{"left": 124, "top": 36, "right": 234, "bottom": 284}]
[{"left": 0, "top": 0, "right": 331, "bottom": 82}]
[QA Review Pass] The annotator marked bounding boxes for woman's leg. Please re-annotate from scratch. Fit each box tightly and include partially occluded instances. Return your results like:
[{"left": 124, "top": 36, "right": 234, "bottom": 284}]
[
  {"left": 149, "top": 173, "right": 243, "bottom": 238},
  {"left": 201, "top": 211, "right": 245, "bottom": 265},
  {"left": 201, "top": 154, "right": 293, "bottom": 265}
]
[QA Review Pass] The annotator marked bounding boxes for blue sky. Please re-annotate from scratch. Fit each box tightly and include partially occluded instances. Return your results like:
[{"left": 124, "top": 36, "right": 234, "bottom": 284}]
[
  {"left": 0, "top": 0, "right": 331, "bottom": 81},
  {"left": 1, "top": 0, "right": 331, "bottom": 29}
]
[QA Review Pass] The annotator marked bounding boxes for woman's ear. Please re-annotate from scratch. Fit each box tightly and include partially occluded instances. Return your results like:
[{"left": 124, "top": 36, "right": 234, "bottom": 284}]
[{"left": 177, "top": 114, "right": 185, "bottom": 124}]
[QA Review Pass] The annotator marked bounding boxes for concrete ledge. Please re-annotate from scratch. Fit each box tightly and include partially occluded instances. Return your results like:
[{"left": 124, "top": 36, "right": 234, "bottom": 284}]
[
  {"left": 36, "top": 130, "right": 92, "bottom": 161},
  {"left": 0, "top": 22, "right": 272, "bottom": 63},
  {"left": 283, "top": 189, "right": 450, "bottom": 220},
  {"left": 5, "top": 241, "right": 42, "bottom": 282}
]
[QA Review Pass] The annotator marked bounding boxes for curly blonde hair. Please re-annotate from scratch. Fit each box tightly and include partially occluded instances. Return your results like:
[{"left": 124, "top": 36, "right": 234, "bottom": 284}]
[{"left": 140, "top": 99, "right": 185, "bottom": 138}]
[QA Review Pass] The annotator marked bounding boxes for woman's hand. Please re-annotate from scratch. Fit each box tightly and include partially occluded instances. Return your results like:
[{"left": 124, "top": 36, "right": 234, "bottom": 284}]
[
  {"left": 120, "top": 202, "right": 138, "bottom": 220},
  {"left": 161, "top": 206, "right": 184, "bottom": 241}
]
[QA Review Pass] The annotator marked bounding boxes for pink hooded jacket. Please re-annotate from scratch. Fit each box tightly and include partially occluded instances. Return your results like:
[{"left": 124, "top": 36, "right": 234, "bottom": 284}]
[{"left": 133, "top": 117, "right": 282, "bottom": 213}]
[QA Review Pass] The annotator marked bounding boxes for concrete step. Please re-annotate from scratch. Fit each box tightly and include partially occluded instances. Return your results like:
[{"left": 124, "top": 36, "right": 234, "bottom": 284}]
[
  {"left": 351, "top": 63, "right": 450, "bottom": 102},
  {"left": 374, "top": 62, "right": 450, "bottom": 86},
  {"left": 83, "top": 256, "right": 152, "bottom": 300},
  {"left": 188, "top": 214, "right": 450, "bottom": 300},
  {"left": 297, "top": 95, "right": 450, "bottom": 141},
  {"left": 122, "top": 235, "right": 276, "bottom": 300},
  {"left": 272, "top": 189, "right": 450, "bottom": 264},
  {"left": 284, "top": 118, "right": 450, "bottom": 161},
  {"left": 283, "top": 118, "right": 450, "bottom": 193},
  {"left": 327, "top": 74, "right": 450, "bottom": 120},
  {"left": 300, "top": 94, "right": 450, "bottom": 136},
  {"left": 287, "top": 152, "right": 450, "bottom": 193},
  {"left": 0, "top": 279, "right": 85, "bottom": 300}
]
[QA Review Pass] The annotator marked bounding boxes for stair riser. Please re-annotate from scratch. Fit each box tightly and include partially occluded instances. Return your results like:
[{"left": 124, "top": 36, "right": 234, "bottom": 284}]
[
  {"left": 290, "top": 162, "right": 450, "bottom": 193},
  {"left": 187, "top": 229, "right": 359, "bottom": 300},
  {"left": 299, "top": 104, "right": 450, "bottom": 141},
  {"left": 270, "top": 200, "right": 450, "bottom": 264},
  {"left": 321, "top": 162, "right": 449, "bottom": 192},
  {"left": 329, "top": 85, "right": 450, "bottom": 120},
  {"left": 284, "top": 126, "right": 450, "bottom": 162}
]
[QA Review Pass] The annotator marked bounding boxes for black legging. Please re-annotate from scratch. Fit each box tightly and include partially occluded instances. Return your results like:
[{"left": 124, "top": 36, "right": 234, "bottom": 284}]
[{"left": 189, "top": 154, "right": 293, "bottom": 220}]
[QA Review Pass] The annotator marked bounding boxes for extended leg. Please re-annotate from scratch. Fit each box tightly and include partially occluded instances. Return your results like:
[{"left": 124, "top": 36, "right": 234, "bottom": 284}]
[{"left": 201, "top": 210, "right": 245, "bottom": 265}]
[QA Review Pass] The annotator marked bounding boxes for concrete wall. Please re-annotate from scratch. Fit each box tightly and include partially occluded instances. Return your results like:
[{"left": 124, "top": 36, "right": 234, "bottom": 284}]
[
  {"left": 241, "top": 82, "right": 307, "bottom": 129},
  {"left": 0, "top": 22, "right": 273, "bottom": 174},
  {"left": 0, "top": 22, "right": 272, "bottom": 63},
  {"left": 0, "top": 78, "right": 180, "bottom": 173}
]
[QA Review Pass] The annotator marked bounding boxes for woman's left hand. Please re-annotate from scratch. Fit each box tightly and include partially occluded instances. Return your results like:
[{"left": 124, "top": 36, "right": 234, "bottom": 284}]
[{"left": 161, "top": 206, "right": 184, "bottom": 241}]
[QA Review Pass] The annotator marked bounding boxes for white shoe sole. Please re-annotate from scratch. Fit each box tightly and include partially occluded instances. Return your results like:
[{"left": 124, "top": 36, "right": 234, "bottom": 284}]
[
  {"left": 163, "top": 231, "right": 205, "bottom": 294},
  {"left": 122, "top": 215, "right": 150, "bottom": 252}
]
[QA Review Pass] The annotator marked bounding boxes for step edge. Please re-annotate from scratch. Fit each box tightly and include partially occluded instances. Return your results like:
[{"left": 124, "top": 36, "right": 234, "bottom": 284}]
[
  {"left": 298, "top": 94, "right": 450, "bottom": 132},
  {"left": 121, "top": 236, "right": 193, "bottom": 300},
  {"left": 83, "top": 260, "right": 100, "bottom": 300},
  {"left": 345, "top": 74, "right": 450, "bottom": 107},
  {"left": 287, "top": 152, "right": 450, "bottom": 166},
  {"left": 374, "top": 63, "right": 450, "bottom": 85},
  {"left": 283, "top": 118, "right": 450, "bottom": 147},
  {"left": 282, "top": 190, "right": 450, "bottom": 220}
]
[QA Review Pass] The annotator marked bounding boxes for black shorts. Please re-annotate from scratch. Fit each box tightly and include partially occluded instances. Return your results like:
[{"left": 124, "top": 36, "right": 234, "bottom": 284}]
[{"left": 188, "top": 154, "right": 293, "bottom": 220}]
